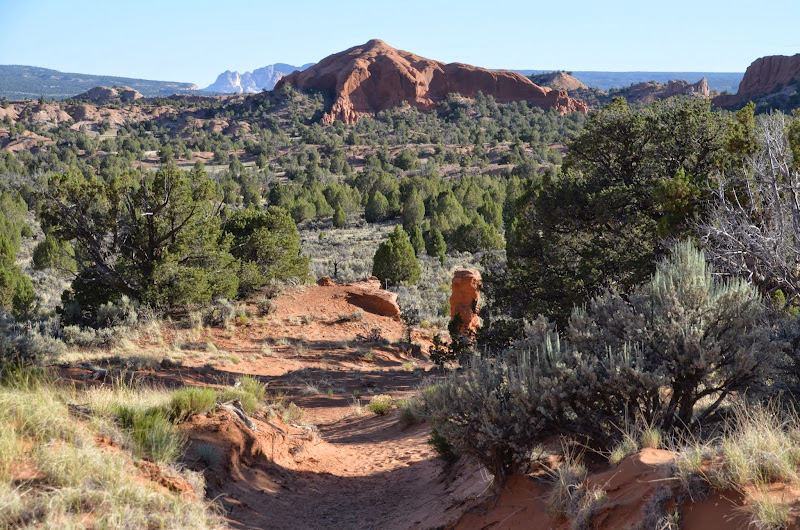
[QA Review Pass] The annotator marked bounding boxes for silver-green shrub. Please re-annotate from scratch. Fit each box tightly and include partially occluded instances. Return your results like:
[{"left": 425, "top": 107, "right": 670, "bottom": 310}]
[{"left": 427, "top": 241, "right": 776, "bottom": 480}]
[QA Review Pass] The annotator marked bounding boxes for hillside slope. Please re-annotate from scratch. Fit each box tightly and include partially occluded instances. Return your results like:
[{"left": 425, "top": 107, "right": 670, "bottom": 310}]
[{"left": 0, "top": 65, "right": 199, "bottom": 99}]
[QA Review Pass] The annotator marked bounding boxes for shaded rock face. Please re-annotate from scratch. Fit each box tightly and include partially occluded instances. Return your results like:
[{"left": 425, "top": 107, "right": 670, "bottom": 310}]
[
  {"left": 714, "top": 54, "right": 800, "bottom": 107},
  {"left": 450, "top": 269, "right": 482, "bottom": 334},
  {"left": 623, "top": 78, "right": 710, "bottom": 104},
  {"left": 346, "top": 276, "right": 401, "bottom": 317},
  {"left": 75, "top": 86, "right": 143, "bottom": 103},
  {"left": 276, "top": 39, "right": 588, "bottom": 124}
]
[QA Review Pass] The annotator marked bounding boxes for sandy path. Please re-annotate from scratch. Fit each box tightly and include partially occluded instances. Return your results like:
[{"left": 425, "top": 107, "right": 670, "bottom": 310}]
[{"left": 204, "top": 411, "right": 487, "bottom": 530}]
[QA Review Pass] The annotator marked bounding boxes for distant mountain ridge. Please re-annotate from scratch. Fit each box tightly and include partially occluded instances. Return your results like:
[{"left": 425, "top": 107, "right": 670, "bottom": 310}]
[
  {"left": 203, "top": 63, "right": 314, "bottom": 94},
  {"left": 514, "top": 70, "right": 743, "bottom": 93},
  {"left": 0, "top": 65, "right": 199, "bottom": 99}
]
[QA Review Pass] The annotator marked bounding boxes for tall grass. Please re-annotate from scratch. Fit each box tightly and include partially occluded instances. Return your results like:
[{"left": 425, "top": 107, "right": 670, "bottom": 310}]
[{"left": 0, "top": 367, "right": 223, "bottom": 528}]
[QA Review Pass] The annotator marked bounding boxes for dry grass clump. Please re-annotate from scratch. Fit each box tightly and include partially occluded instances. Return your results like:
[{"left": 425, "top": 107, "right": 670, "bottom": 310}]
[
  {"left": 0, "top": 367, "right": 223, "bottom": 528},
  {"left": 366, "top": 394, "right": 394, "bottom": 415},
  {"left": 674, "top": 402, "right": 800, "bottom": 493},
  {"left": 670, "top": 401, "right": 800, "bottom": 529},
  {"left": 608, "top": 419, "right": 663, "bottom": 466},
  {"left": 337, "top": 310, "right": 365, "bottom": 322},
  {"left": 738, "top": 488, "right": 791, "bottom": 530},
  {"left": 546, "top": 450, "right": 607, "bottom": 529}
]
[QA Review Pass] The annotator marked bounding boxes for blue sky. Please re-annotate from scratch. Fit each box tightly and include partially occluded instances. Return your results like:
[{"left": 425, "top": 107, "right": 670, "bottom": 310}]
[{"left": 1, "top": 0, "right": 798, "bottom": 87}]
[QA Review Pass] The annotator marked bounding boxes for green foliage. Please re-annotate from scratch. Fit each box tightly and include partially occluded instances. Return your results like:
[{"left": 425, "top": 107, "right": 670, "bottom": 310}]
[
  {"left": 429, "top": 242, "right": 775, "bottom": 481},
  {"left": 492, "top": 97, "right": 732, "bottom": 327},
  {"left": 114, "top": 405, "right": 184, "bottom": 464},
  {"left": 223, "top": 206, "right": 309, "bottom": 295},
  {"left": 451, "top": 217, "right": 504, "bottom": 252},
  {"left": 402, "top": 189, "right": 425, "bottom": 231},
  {"left": 332, "top": 204, "right": 347, "bottom": 228},
  {"left": 365, "top": 190, "right": 390, "bottom": 223},
  {"left": 409, "top": 225, "right": 425, "bottom": 256},
  {"left": 32, "top": 231, "right": 77, "bottom": 273},
  {"left": 10, "top": 275, "right": 34, "bottom": 320},
  {"left": 424, "top": 227, "right": 447, "bottom": 266},
  {"left": 428, "top": 428, "right": 458, "bottom": 463},
  {"left": 41, "top": 167, "right": 239, "bottom": 312},
  {"left": 371, "top": 226, "right": 421, "bottom": 286},
  {"left": 170, "top": 387, "right": 218, "bottom": 421},
  {"left": 366, "top": 394, "right": 393, "bottom": 415}
]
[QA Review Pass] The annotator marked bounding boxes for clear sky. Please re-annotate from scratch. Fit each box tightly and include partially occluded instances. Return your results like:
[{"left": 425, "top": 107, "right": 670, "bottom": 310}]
[{"left": 1, "top": 0, "right": 798, "bottom": 87}]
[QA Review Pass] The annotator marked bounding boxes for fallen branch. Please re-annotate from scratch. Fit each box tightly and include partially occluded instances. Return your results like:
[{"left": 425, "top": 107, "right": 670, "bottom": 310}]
[{"left": 217, "top": 399, "right": 257, "bottom": 430}]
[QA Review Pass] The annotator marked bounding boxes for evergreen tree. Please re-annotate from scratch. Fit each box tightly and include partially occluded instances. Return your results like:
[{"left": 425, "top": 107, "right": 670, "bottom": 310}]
[
  {"left": 32, "top": 231, "right": 77, "bottom": 273},
  {"left": 40, "top": 166, "right": 239, "bottom": 311},
  {"left": 224, "top": 206, "right": 309, "bottom": 295},
  {"left": 402, "top": 189, "right": 425, "bottom": 232},
  {"left": 365, "top": 190, "right": 390, "bottom": 223},
  {"left": 332, "top": 204, "right": 347, "bottom": 228},
  {"left": 424, "top": 227, "right": 447, "bottom": 266},
  {"left": 410, "top": 225, "right": 425, "bottom": 256},
  {"left": 372, "top": 226, "right": 421, "bottom": 286}
]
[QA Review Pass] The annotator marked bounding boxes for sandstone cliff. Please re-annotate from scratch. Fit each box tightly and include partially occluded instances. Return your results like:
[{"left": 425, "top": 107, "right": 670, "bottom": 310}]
[
  {"left": 621, "top": 78, "right": 710, "bottom": 104},
  {"left": 714, "top": 54, "right": 800, "bottom": 107},
  {"left": 276, "top": 39, "right": 588, "bottom": 124}
]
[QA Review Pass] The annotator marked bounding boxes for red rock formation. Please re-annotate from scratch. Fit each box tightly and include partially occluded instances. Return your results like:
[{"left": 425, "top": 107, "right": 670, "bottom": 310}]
[
  {"left": 623, "top": 78, "right": 710, "bottom": 104},
  {"left": 316, "top": 277, "right": 336, "bottom": 286},
  {"left": 346, "top": 276, "right": 401, "bottom": 317},
  {"left": 530, "top": 71, "right": 589, "bottom": 92},
  {"left": 75, "top": 86, "right": 143, "bottom": 104},
  {"left": 276, "top": 39, "right": 588, "bottom": 124},
  {"left": 714, "top": 54, "right": 800, "bottom": 107},
  {"left": 450, "top": 269, "right": 482, "bottom": 334}
]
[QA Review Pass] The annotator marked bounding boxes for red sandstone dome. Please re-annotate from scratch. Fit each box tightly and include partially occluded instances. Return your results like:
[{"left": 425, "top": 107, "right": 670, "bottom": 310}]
[{"left": 276, "top": 39, "right": 588, "bottom": 124}]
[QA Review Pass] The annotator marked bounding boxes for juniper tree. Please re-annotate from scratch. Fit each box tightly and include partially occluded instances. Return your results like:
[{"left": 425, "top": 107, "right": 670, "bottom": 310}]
[
  {"left": 365, "top": 190, "right": 390, "bottom": 223},
  {"left": 332, "top": 204, "right": 347, "bottom": 228},
  {"left": 40, "top": 166, "right": 239, "bottom": 312},
  {"left": 490, "top": 97, "right": 732, "bottom": 328},
  {"left": 372, "top": 226, "right": 420, "bottom": 286}
]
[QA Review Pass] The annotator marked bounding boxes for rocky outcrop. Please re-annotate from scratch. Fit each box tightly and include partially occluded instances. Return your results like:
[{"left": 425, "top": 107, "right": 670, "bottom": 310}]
[
  {"left": 714, "top": 54, "right": 800, "bottom": 107},
  {"left": 621, "top": 78, "right": 710, "bottom": 104},
  {"left": 29, "top": 103, "right": 72, "bottom": 125},
  {"left": 450, "top": 269, "right": 482, "bottom": 334},
  {"left": 530, "top": 71, "right": 588, "bottom": 92},
  {"left": 276, "top": 39, "right": 588, "bottom": 124},
  {"left": 346, "top": 277, "right": 401, "bottom": 317},
  {"left": 75, "top": 86, "right": 143, "bottom": 103},
  {"left": 316, "top": 277, "right": 336, "bottom": 286}
]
